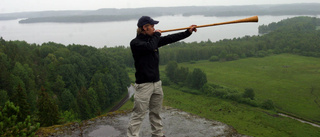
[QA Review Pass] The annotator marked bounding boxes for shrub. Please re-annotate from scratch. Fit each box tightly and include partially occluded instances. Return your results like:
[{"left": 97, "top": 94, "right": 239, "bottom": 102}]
[
  {"left": 225, "top": 93, "right": 242, "bottom": 102},
  {"left": 212, "top": 88, "right": 228, "bottom": 98},
  {"left": 0, "top": 101, "right": 40, "bottom": 136},
  {"left": 261, "top": 99, "right": 275, "bottom": 110},
  {"left": 243, "top": 88, "right": 255, "bottom": 100},
  {"left": 240, "top": 98, "right": 259, "bottom": 107},
  {"left": 201, "top": 83, "right": 214, "bottom": 95},
  {"left": 209, "top": 56, "right": 219, "bottom": 62},
  {"left": 161, "top": 76, "right": 172, "bottom": 86}
]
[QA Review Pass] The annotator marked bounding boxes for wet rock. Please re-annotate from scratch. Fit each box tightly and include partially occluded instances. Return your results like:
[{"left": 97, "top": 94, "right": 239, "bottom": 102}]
[{"left": 46, "top": 107, "right": 247, "bottom": 137}]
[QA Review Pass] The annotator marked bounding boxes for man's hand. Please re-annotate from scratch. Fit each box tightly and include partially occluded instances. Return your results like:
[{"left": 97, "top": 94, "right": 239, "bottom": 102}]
[
  {"left": 155, "top": 29, "right": 162, "bottom": 36},
  {"left": 188, "top": 25, "right": 197, "bottom": 33}
]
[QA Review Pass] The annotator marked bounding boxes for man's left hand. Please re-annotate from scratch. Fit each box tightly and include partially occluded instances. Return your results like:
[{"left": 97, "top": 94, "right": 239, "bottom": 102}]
[{"left": 189, "top": 25, "right": 197, "bottom": 33}]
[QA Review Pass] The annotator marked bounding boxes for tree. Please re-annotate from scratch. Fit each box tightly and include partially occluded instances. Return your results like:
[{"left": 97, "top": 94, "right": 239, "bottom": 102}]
[
  {"left": 0, "top": 53, "right": 11, "bottom": 92},
  {"left": 60, "top": 89, "right": 75, "bottom": 111},
  {"left": 188, "top": 68, "right": 207, "bottom": 89},
  {"left": 87, "top": 88, "right": 101, "bottom": 116},
  {"left": 76, "top": 87, "right": 91, "bottom": 120},
  {"left": 0, "top": 101, "right": 40, "bottom": 136},
  {"left": 37, "top": 87, "right": 60, "bottom": 127},
  {"left": 261, "top": 99, "right": 275, "bottom": 110},
  {"left": 60, "top": 110, "right": 79, "bottom": 123},
  {"left": 91, "top": 77, "right": 109, "bottom": 110},
  {"left": 209, "top": 55, "right": 219, "bottom": 62},
  {"left": 174, "top": 66, "right": 189, "bottom": 84},
  {"left": 12, "top": 62, "right": 36, "bottom": 93},
  {"left": 0, "top": 90, "right": 8, "bottom": 107},
  {"left": 11, "top": 84, "right": 30, "bottom": 122},
  {"left": 243, "top": 88, "right": 255, "bottom": 100},
  {"left": 165, "top": 61, "right": 178, "bottom": 82},
  {"left": 53, "top": 75, "right": 66, "bottom": 95}
]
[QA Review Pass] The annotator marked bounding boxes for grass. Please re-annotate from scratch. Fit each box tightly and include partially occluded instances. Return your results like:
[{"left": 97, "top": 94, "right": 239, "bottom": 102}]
[
  {"left": 121, "top": 53, "right": 320, "bottom": 136},
  {"left": 316, "top": 26, "right": 320, "bottom": 30},
  {"left": 159, "top": 54, "right": 320, "bottom": 123}
]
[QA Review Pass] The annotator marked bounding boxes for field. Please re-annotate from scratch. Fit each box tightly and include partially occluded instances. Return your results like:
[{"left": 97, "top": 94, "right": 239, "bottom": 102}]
[
  {"left": 160, "top": 54, "right": 320, "bottom": 123},
  {"left": 121, "top": 54, "right": 320, "bottom": 136}
]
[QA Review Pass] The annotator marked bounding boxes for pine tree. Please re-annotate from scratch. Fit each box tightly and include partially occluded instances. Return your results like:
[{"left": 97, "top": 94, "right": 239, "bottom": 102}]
[
  {"left": 11, "top": 84, "right": 30, "bottom": 122},
  {"left": 0, "top": 101, "right": 40, "bottom": 136},
  {"left": 0, "top": 90, "right": 8, "bottom": 107},
  {"left": 76, "top": 87, "right": 91, "bottom": 120},
  {"left": 37, "top": 87, "right": 60, "bottom": 127},
  {"left": 60, "top": 89, "right": 74, "bottom": 111},
  {"left": 53, "top": 75, "right": 66, "bottom": 95},
  {"left": 87, "top": 87, "right": 100, "bottom": 116}
]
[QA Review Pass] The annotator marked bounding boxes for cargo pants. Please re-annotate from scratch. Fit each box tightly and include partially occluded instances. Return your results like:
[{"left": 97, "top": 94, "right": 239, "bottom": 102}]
[{"left": 127, "top": 81, "right": 164, "bottom": 137}]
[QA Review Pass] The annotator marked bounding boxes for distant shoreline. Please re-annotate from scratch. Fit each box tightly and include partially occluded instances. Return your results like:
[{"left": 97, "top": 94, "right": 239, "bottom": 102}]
[{"left": 0, "top": 3, "right": 319, "bottom": 23}]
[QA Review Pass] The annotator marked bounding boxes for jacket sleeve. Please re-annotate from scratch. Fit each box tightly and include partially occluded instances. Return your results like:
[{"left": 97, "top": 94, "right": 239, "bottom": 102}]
[
  {"left": 158, "top": 30, "right": 192, "bottom": 47},
  {"left": 130, "top": 32, "right": 161, "bottom": 55}
]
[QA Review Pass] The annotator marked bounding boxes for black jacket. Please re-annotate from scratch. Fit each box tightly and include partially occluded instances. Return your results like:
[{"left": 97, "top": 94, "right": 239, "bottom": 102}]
[{"left": 130, "top": 30, "right": 192, "bottom": 84}]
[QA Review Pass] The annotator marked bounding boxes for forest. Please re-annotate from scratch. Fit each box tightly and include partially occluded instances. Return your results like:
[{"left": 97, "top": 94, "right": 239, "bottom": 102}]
[
  {"left": 1, "top": 16, "right": 320, "bottom": 135},
  {"left": 0, "top": 40, "right": 130, "bottom": 135}
]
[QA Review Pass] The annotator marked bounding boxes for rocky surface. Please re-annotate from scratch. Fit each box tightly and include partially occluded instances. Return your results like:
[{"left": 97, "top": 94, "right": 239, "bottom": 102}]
[{"left": 38, "top": 107, "right": 247, "bottom": 137}]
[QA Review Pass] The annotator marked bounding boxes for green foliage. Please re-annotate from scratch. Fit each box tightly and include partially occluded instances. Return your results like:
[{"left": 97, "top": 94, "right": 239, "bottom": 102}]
[
  {"left": 76, "top": 87, "right": 91, "bottom": 120},
  {"left": 0, "top": 39, "right": 130, "bottom": 125},
  {"left": 60, "top": 110, "right": 80, "bottom": 123},
  {"left": 258, "top": 16, "right": 319, "bottom": 34},
  {"left": 60, "top": 89, "right": 75, "bottom": 111},
  {"left": 209, "top": 55, "right": 219, "bottom": 62},
  {"left": 87, "top": 87, "right": 101, "bottom": 116},
  {"left": 165, "top": 62, "right": 207, "bottom": 90},
  {"left": 37, "top": 88, "right": 60, "bottom": 127},
  {"left": 0, "top": 90, "right": 8, "bottom": 107},
  {"left": 11, "top": 84, "right": 30, "bottom": 122},
  {"left": 188, "top": 68, "right": 207, "bottom": 89},
  {"left": 261, "top": 99, "right": 275, "bottom": 110},
  {"left": 0, "top": 53, "right": 11, "bottom": 92},
  {"left": 0, "top": 101, "right": 39, "bottom": 136},
  {"left": 243, "top": 88, "right": 255, "bottom": 100},
  {"left": 201, "top": 84, "right": 258, "bottom": 107},
  {"left": 53, "top": 75, "right": 66, "bottom": 95},
  {"left": 165, "top": 61, "right": 178, "bottom": 82}
]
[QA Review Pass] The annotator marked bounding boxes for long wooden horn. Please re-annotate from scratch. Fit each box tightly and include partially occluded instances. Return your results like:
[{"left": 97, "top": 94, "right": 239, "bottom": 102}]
[{"left": 161, "top": 16, "right": 258, "bottom": 33}]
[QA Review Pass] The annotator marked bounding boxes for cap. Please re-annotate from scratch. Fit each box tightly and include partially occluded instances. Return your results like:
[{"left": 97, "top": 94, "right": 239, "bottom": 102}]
[{"left": 137, "top": 16, "right": 159, "bottom": 28}]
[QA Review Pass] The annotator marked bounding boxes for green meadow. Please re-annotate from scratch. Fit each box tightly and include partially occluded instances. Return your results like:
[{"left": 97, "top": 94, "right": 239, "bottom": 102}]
[
  {"left": 161, "top": 54, "right": 320, "bottom": 123},
  {"left": 122, "top": 54, "right": 320, "bottom": 136}
]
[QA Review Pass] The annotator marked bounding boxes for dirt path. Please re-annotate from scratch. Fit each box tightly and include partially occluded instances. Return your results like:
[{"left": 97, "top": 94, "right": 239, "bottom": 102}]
[{"left": 109, "top": 85, "right": 135, "bottom": 112}]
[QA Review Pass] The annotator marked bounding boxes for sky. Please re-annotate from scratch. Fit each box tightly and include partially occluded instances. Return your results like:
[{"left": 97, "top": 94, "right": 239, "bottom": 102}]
[{"left": 1, "top": 0, "right": 320, "bottom": 13}]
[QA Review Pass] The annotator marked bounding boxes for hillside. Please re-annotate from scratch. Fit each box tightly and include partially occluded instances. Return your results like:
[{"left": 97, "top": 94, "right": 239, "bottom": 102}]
[
  {"left": 163, "top": 54, "right": 320, "bottom": 123},
  {"left": 0, "top": 40, "right": 131, "bottom": 130}
]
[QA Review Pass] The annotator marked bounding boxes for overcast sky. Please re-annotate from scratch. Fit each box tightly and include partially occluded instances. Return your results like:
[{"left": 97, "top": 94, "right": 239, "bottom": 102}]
[{"left": 1, "top": 0, "right": 320, "bottom": 13}]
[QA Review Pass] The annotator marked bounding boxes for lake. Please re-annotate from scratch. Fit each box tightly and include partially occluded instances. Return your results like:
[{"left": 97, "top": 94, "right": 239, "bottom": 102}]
[{"left": 0, "top": 15, "right": 319, "bottom": 48}]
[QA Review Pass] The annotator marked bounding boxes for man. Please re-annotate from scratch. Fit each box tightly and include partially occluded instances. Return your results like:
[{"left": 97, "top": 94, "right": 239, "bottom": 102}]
[{"left": 127, "top": 16, "right": 197, "bottom": 137}]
